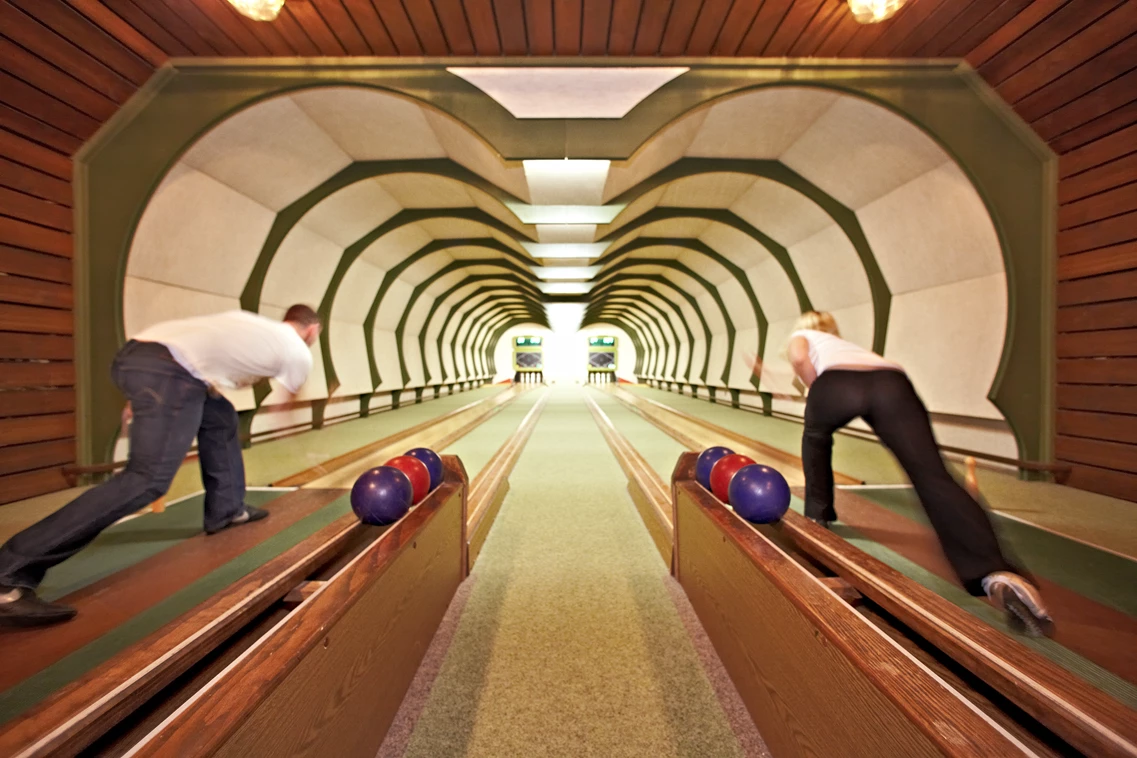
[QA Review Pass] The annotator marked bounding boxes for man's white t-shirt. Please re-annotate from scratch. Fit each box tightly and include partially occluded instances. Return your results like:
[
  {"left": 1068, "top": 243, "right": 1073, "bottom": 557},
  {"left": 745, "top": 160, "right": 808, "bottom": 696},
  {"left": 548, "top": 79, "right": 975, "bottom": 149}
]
[
  {"left": 789, "top": 329, "right": 902, "bottom": 376},
  {"left": 134, "top": 311, "right": 313, "bottom": 393}
]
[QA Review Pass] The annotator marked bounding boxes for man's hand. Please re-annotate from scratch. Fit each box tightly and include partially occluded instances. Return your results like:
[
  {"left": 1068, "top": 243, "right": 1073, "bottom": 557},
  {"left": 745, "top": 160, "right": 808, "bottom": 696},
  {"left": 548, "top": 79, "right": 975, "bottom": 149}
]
[{"left": 121, "top": 402, "right": 133, "bottom": 429}]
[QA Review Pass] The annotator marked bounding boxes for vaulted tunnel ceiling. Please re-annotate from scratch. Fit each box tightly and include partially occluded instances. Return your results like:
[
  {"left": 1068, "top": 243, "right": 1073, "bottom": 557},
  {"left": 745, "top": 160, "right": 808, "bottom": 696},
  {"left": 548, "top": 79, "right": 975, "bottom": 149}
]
[{"left": 123, "top": 78, "right": 1009, "bottom": 438}]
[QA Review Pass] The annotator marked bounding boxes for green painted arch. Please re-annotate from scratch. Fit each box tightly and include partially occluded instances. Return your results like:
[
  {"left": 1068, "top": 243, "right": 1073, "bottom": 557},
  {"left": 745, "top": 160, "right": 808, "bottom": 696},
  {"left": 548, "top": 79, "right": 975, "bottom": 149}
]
[
  {"left": 452, "top": 297, "right": 545, "bottom": 381},
  {"left": 394, "top": 258, "right": 543, "bottom": 386},
  {"left": 581, "top": 314, "right": 647, "bottom": 375},
  {"left": 600, "top": 207, "right": 812, "bottom": 313},
  {"left": 588, "top": 284, "right": 696, "bottom": 380},
  {"left": 590, "top": 273, "right": 713, "bottom": 383},
  {"left": 239, "top": 157, "right": 530, "bottom": 313},
  {"left": 590, "top": 300, "right": 674, "bottom": 379},
  {"left": 589, "top": 306, "right": 663, "bottom": 377},
  {"left": 593, "top": 258, "right": 736, "bottom": 386},
  {"left": 598, "top": 236, "right": 768, "bottom": 391},
  {"left": 75, "top": 62, "right": 1052, "bottom": 467},
  {"left": 478, "top": 310, "right": 548, "bottom": 378},
  {"left": 585, "top": 293, "right": 682, "bottom": 379},
  {"left": 452, "top": 297, "right": 534, "bottom": 378},
  {"left": 589, "top": 304, "right": 665, "bottom": 378},
  {"left": 607, "top": 158, "right": 890, "bottom": 355},
  {"left": 406, "top": 268, "right": 544, "bottom": 385},
  {"left": 427, "top": 275, "right": 543, "bottom": 383},
  {"left": 596, "top": 296, "right": 684, "bottom": 380},
  {"left": 420, "top": 280, "right": 542, "bottom": 384},
  {"left": 487, "top": 316, "right": 550, "bottom": 376},
  {"left": 437, "top": 291, "right": 545, "bottom": 384},
  {"left": 359, "top": 233, "right": 539, "bottom": 388},
  {"left": 474, "top": 307, "right": 547, "bottom": 378}
]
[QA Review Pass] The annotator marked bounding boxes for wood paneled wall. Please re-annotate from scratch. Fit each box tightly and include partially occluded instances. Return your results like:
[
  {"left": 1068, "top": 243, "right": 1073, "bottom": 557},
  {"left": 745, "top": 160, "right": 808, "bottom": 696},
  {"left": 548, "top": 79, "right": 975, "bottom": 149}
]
[{"left": 0, "top": 0, "right": 1133, "bottom": 503}]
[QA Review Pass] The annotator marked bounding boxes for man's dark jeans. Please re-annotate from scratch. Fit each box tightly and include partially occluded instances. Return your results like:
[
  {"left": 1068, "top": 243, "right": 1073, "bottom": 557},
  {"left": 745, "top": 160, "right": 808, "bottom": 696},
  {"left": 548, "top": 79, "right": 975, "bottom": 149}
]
[{"left": 0, "top": 341, "right": 246, "bottom": 590}]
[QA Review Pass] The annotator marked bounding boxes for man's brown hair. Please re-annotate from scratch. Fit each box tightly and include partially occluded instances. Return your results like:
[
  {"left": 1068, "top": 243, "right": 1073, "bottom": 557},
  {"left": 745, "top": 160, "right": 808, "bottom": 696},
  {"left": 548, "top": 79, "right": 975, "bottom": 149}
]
[{"left": 284, "top": 304, "right": 321, "bottom": 327}]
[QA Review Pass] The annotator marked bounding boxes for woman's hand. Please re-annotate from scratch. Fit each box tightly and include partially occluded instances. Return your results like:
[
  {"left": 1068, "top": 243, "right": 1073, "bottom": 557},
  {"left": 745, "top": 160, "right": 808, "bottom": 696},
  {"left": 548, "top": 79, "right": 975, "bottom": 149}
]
[
  {"left": 787, "top": 336, "right": 817, "bottom": 388},
  {"left": 741, "top": 351, "right": 763, "bottom": 377},
  {"left": 121, "top": 402, "right": 133, "bottom": 428}
]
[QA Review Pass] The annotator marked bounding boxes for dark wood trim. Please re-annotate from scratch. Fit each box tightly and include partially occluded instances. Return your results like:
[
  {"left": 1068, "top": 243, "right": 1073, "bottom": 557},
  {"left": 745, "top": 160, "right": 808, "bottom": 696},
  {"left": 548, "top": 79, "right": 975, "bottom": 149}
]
[
  {"left": 466, "top": 390, "right": 549, "bottom": 570},
  {"left": 674, "top": 473, "right": 1022, "bottom": 756},
  {"left": 273, "top": 385, "right": 514, "bottom": 486},
  {"left": 0, "top": 490, "right": 359, "bottom": 757},
  {"left": 614, "top": 385, "right": 863, "bottom": 485},
  {"left": 126, "top": 469, "right": 466, "bottom": 756},
  {"left": 766, "top": 497, "right": 1137, "bottom": 756}
]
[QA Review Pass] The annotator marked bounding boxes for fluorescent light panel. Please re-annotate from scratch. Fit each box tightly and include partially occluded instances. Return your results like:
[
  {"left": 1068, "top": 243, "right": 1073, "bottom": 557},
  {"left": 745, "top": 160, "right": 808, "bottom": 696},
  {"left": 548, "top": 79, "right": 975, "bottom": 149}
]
[
  {"left": 523, "top": 159, "right": 610, "bottom": 205},
  {"left": 522, "top": 242, "right": 609, "bottom": 259},
  {"left": 446, "top": 67, "right": 689, "bottom": 119},
  {"left": 539, "top": 282, "right": 594, "bottom": 295},
  {"left": 532, "top": 266, "right": 602, "bottom": 280},
  {"left": 507, "top": 204, "right": 624, "bottom": 224}
]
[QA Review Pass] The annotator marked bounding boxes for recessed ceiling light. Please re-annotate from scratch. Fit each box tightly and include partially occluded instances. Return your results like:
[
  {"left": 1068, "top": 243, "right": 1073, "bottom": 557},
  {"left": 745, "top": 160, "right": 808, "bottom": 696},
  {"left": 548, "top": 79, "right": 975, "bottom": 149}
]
[
  {"left": 226, "top": 0, "right": 285, "bottom": 21},
  {"left": 847, "top": 0, "right": 907, "bottom": 24}
]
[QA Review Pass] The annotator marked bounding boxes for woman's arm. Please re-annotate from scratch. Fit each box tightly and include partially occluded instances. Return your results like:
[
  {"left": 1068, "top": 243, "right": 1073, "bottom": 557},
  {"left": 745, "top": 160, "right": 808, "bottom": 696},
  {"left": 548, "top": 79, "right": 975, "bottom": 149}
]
[{"left": 787, "top": 336, "right": 818, "bottom": 388}]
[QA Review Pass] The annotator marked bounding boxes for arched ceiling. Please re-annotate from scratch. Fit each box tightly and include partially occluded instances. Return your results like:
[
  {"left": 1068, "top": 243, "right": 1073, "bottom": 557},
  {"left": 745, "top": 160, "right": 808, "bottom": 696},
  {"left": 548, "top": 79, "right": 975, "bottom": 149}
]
[{"left": 126, "top": 80, "right": 1007, "bottom": 432}]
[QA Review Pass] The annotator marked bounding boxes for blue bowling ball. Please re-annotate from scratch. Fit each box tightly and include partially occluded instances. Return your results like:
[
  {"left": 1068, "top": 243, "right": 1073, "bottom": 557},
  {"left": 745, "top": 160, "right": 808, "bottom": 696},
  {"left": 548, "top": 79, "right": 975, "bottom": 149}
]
[
  {"left": 351, "top": 466, "right": 413, "bottom": 525},
  {"left": 729, "top": 464, "right": 791, "bottom": 524},
  {"left": 404, "top": 447, "right": 444, "bottom": 490},
  {"left": 696, "top": 446, "right": 735, "bottom": 490}
]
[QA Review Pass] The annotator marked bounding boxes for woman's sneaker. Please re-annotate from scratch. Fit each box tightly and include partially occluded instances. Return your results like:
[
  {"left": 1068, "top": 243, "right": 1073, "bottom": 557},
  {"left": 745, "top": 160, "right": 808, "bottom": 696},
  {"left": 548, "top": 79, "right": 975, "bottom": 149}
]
[{"left": 982, "top": 572, "right": 1054, "bottom": 637}]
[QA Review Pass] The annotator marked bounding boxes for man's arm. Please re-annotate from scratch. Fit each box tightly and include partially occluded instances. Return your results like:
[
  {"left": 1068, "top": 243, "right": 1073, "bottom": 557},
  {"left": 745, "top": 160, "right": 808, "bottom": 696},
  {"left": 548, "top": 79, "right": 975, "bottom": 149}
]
[{"left": 787, "top": 336, "right": 817, "bottom": 388}]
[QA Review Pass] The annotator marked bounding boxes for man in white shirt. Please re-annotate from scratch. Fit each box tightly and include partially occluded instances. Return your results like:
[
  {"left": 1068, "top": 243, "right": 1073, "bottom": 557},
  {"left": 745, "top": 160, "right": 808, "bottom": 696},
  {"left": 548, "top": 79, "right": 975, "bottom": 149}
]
[{"left": 0, "top": 305, "right": 320, "bottom": 627}]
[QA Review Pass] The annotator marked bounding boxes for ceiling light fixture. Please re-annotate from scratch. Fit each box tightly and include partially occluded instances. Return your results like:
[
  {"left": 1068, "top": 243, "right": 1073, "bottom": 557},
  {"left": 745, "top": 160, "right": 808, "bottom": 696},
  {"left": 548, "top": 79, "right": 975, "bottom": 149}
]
[
  {"left": 847, "top": 0, "right": 907, "bottom": 24},
  {"left": 226, "top": 0, "right": 285, "bottom": 21}
]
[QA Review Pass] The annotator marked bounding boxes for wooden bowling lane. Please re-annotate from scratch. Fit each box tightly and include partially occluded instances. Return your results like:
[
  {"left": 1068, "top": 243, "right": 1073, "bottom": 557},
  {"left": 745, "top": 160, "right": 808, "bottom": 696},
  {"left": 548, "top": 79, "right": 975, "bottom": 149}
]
[
  {"left": 602, "top": 384, "right": 862, "bottom": 487},
  {"left": 304, "top": 385, "right": 528, "bottom": 489},
  {"left": 671, "top": 453, "right": 1137, "bottom": 758},
  {"left": 814, "top": 486, "right": 1137, "bottom": 688},
  {"left": 279, "top": 384, "right": 523, "bottom": 487},
  {"left": 0, "top": 489, "right": 346, "bottom": 697}
]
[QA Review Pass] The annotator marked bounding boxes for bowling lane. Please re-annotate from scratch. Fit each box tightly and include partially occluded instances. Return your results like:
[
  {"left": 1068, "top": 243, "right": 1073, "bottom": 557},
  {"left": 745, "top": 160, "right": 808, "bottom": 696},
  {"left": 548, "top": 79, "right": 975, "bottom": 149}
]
[
  {"left": 595, "top": 386, "right": 1137, "bottom": 706},
  {"left": 0, "top": 385, "right": 536, "bottom": 728},
  {"left": 392, "top": 386, "right": 761, "bottom": 758}
]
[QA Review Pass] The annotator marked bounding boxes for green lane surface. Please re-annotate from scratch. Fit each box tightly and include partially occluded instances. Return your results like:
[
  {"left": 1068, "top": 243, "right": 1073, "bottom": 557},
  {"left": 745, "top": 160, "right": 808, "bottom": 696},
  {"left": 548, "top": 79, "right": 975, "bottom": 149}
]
[{"left": 403, "top": 387, "right": 744, "bottom": 757}]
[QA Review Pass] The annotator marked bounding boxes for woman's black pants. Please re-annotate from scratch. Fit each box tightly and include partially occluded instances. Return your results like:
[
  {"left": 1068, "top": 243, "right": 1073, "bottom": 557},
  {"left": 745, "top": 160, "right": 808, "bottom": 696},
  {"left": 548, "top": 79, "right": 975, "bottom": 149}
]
[{"left": 802, "top": 369, "right": 1015, "bottom": 595}]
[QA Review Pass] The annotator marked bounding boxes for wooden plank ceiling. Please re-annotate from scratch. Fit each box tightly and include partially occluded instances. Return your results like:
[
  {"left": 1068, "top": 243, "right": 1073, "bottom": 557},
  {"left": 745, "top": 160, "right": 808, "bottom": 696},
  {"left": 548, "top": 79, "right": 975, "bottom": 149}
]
[{"left": 0, "top": 0, "right": 1135, "bottom": 504}]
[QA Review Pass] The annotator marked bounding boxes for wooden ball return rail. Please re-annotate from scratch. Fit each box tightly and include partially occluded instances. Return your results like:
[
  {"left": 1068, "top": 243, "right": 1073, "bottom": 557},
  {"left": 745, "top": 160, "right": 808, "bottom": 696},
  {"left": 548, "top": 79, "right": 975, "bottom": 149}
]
[
  {"left": 670, "top": 452, "right": 1137, "bottom": 757},
  {"left": 0, "top": 457, "right": 473, "bottom": 758}
]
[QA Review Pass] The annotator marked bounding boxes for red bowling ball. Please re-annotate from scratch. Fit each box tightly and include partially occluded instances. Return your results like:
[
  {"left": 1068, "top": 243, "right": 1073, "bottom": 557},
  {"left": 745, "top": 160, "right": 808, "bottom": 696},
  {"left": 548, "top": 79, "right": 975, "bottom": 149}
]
[
  {"left": 384, "top": 455, "right": 431, "bottom": 504},
  {"left": 710, "top": 453, "right": 756, "bottom": 503}
]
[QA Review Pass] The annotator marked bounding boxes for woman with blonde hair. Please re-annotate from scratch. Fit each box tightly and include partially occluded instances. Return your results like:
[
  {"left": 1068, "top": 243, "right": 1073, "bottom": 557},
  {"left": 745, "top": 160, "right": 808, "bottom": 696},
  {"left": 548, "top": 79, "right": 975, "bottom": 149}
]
[{"left": 782, "top": 311, "right": 1052, "bottom": 636}]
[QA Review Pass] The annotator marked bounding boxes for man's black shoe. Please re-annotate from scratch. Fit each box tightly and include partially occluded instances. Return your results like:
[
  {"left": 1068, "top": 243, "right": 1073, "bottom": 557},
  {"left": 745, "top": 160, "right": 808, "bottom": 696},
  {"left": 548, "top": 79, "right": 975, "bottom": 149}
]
[
  {"left": 205, "top": 505, "right": 270, "bottom": 535},
  {"left": 0, "top": 587, "right": 77, "bottom": 628}
]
